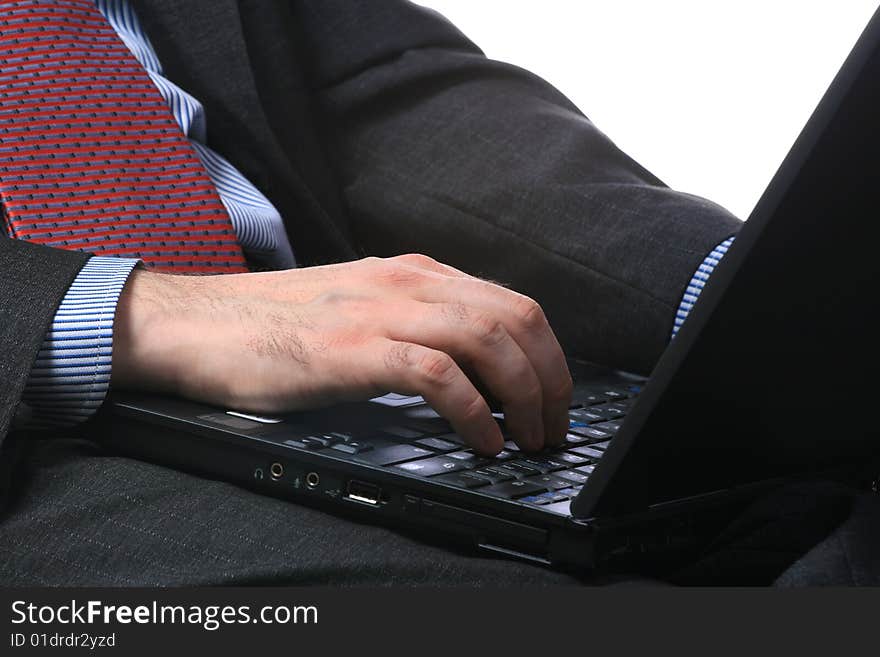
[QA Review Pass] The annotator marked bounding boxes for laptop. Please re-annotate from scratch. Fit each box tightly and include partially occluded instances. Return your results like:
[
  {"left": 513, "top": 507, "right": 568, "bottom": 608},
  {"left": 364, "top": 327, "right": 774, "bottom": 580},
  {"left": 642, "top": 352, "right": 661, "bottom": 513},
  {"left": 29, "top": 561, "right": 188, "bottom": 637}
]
[{"left": 89, "top": 9, "right": 880, "bottom": 572}]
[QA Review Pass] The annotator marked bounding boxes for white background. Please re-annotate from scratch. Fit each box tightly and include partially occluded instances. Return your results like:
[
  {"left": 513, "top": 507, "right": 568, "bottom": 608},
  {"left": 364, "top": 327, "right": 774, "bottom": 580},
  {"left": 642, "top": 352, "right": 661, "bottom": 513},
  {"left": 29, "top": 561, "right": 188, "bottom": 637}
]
[{"left": 416, "top": 1, "right": 877, "bottom": 220}]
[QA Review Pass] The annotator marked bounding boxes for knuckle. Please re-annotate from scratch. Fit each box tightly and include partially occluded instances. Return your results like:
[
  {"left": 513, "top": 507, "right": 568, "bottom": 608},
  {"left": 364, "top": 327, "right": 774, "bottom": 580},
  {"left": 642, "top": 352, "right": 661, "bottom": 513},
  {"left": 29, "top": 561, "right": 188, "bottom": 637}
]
[
  {"left": 460, "top": 393, "right": 488, "bottom": 424},
  {"left": 512, "top": 296, "right": 546, "bottom": 331},
  {"left": 374, "top": 262, "right": 426, "bottom": 288},
  {"left": 394, "top": 253, "right": 438, "bottom": 269},
  {"left": 520, "top": 377, "right": 544, "bottom": 404},
  {"left": 416, "top": 351, "right": 458, "bottom": 387},
  {"left": 470, "top": 313, "right": 507, "bottom": 347},
  {"left": 384, "top": 342, "right": 415, "bottom": 371}
]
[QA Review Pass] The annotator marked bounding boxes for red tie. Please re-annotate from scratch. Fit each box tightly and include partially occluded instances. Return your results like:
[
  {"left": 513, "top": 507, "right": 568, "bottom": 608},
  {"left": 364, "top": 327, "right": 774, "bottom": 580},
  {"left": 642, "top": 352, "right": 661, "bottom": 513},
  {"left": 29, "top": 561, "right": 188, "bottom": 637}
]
[{"left": 0, "top": 0, "right": 248, "bottom": 273}]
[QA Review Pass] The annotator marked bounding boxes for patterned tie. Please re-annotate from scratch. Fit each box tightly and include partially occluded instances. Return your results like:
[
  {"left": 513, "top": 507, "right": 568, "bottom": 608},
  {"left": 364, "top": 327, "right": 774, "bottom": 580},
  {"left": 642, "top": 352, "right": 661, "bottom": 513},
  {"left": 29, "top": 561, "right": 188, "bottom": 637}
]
[{"left": 0, "top": 0, "right": 248, "bottom": 273}]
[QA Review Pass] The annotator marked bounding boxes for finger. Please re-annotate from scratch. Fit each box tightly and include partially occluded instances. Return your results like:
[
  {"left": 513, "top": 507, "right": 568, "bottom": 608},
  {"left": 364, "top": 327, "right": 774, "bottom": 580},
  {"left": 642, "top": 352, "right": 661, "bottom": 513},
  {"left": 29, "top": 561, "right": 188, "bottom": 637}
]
[
  {"left": 415, "top": 278, "right": 572, "bottom": 446},
  {"left": 382, "top": 300, "right": 545, "bottom": 451},
  {"left": 364, "top": 339, "right": 504, "bottom": 455}
]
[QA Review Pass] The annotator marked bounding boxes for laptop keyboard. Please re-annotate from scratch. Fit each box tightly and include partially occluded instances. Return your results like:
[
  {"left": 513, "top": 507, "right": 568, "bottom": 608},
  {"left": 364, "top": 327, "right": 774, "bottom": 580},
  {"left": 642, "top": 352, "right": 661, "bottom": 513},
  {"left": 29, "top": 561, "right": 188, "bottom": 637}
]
[{"left": 282, "top": 383, "right": 641, "bottom": 509}]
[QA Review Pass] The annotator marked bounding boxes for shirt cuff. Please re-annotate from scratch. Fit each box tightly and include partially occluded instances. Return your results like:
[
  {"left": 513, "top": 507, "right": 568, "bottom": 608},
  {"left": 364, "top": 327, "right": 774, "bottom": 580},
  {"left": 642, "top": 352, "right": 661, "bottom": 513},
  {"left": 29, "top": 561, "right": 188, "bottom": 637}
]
[
  {"left": 672, "top": 236, "right": 735, "bottom": 339},
  {"left": 20, "top": 256, "right": 141, "bottom": 429}
]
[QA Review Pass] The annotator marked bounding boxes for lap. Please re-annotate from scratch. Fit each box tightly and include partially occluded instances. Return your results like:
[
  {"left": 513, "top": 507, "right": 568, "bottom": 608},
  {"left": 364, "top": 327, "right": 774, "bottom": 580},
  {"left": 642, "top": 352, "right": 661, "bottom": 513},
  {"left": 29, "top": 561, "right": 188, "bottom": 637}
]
[{"left": 0, "top": 437, "right": 585, "bottom": 586}]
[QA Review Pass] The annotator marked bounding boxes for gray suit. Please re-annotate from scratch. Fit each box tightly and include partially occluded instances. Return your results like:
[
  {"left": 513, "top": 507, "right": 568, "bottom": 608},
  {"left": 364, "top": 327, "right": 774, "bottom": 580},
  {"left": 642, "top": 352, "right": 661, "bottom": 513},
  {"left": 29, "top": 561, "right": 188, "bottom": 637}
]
[{"left": 0, "top": 0, "right": 755, "bottom": 585}]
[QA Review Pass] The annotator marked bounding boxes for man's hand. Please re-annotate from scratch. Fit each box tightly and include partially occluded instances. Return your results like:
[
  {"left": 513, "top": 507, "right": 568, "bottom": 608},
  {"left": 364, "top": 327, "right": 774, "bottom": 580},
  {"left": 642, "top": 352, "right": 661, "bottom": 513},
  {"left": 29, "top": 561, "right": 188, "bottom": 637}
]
[{"left": 112, "top": 254, "right": 572, "bottom": 455}]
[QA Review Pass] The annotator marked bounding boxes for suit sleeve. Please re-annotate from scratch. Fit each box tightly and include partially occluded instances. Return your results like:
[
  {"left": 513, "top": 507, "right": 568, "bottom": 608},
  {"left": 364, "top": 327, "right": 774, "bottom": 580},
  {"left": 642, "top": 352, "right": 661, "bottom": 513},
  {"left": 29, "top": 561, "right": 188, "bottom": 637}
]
[
  {"left": 0, "top": 236, "right": 89, "bottom": 500},
  {"left": 289, "top": 0, "right": 742, "bottom": 374}
]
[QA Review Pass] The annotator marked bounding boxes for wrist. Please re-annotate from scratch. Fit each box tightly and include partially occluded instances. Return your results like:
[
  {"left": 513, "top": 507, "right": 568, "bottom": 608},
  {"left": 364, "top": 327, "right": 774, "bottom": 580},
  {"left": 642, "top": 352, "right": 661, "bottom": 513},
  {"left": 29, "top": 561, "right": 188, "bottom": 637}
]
[{"left": 111, "top": 268, "right": 203, "bottom": 394}]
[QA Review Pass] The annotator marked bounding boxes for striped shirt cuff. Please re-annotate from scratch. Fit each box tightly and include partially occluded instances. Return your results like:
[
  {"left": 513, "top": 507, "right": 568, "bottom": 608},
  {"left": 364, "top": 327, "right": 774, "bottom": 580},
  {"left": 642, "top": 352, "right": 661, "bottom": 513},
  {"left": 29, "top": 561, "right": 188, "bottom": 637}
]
[
  {"left": 21, "top": 256, "right": 141, "bottom": 429},
  {"left": 672, "top": 237, "right": 735, "bottom": 339}
]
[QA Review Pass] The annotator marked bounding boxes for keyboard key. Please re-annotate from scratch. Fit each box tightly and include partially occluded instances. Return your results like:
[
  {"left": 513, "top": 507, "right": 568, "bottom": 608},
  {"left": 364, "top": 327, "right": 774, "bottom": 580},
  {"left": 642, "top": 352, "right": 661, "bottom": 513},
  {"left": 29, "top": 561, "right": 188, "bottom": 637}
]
[
  {"left": 521, "top": 495, "right": 551, "bottom": 506},
  {"left": 555, "top": 470, "right": 589, "bottom": 485},
  {"left": 516, "top": 458, "right": 555, "bottom": 474},
  {"left": 601, "top": 388, "right": 629, "bottom": 400},
  {"left": 574, "top": 464, "right": 595, "bottom": 475},
  {"left": 590, "top": 440, "right": 612, "bottom": 451},
  {"left": 471, "top": 468, "right": 514, "bottom": 484},
  {"left": 580, "top": 393, "right": 608, "bottom": 406},
  {"left": 593, "top": 420, "right": 622, "bottom": 433},
  {"left": 403, "top": 418, "right": 454, "bottom": 436},
  {"left": 540, "top": 491, "right": 571, "bottom": 503},
  {"left": 556, "top": 451, "right": 590, "bottom": 466},
  {"left": 503, "top": 440, "right": 521, "bottom": 452},
  {"left": 523, "top": 474, "right": 575, "bottom": 490},
  {"left": 370, "top": 393, "right": 425, "bottom": 407},
  {"left": 569, "top": 446, "right": 604, "bottom": 460},
  {"left": 327, "top": 431, "right": 356, "bottom": 443},
  {"left": 356, "top": 444, "right": 433, "bottom": 466},
  {"left": 381, "top": 425, "right": 424, "bottom": 440},
  {"left": 447, "top": 450, "right": 482, "bottom": 461},
  {"left": 484, "top": 463, "right": 528, "bottom": 479},
  {"left": 593, "top": 404, "right": 625, "bottom": 419},
  {"left": 567, "top": 425, "right": 613, "bottom": 441},
  {"left": 394, "top": 456, "right": 471, "bottom": 477},
  {"left": 331, "top": 441, "right": 373, "bottom": 455},
  {"left": 433, "top": 472, "right": 491, "bottom": 489},
  {"left": 415, "top": 437, "right": 460, "bottom": 452},
  {"left": 524, "top": 455, "right": 574, "bottom": 471},
  {"left": 401, "top": 404, "right": 443, "bottom": 419},
  {"left": 481, "top": 479, "right": 548, "bottom": 499},
  {"left": 543, "top": 452, "right": 580, "bottom": 472},
  {"left": 503, "top": 461, "right": 542, "bottom": 476},
  {"left": 434, "top": 432, "right": 466, "bottom": 445},
  {"left": 570, "top": 409, "right": 607, "bottom": 423},
  {"left": 302, "top": 435, "right": 338, "bottom": 449}
]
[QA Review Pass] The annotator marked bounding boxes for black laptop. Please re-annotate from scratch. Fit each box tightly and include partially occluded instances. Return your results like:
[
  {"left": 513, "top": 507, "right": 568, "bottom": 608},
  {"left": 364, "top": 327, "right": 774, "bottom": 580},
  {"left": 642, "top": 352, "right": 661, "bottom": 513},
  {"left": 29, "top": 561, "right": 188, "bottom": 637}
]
[{"left": 89, "top": 9, "right": 880, "bottom": 572}]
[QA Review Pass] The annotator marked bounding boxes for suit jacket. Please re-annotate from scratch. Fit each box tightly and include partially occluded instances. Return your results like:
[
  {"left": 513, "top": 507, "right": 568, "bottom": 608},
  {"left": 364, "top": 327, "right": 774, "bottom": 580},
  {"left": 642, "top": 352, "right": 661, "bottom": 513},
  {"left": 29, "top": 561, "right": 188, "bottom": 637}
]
[{"left": 0, "top": 0, "right": 741, "bottom": 480}]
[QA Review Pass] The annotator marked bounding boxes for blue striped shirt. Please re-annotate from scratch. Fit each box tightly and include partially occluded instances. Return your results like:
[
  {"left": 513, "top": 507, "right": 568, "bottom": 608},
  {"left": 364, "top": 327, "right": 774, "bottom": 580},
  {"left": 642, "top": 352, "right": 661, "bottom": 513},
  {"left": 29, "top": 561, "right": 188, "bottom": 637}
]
[
  {"left": 18, "top": 0, "right": 732, "bottom": 428},
  {"left": 672, "top": 237, "right": 736, "bottom": 339}
]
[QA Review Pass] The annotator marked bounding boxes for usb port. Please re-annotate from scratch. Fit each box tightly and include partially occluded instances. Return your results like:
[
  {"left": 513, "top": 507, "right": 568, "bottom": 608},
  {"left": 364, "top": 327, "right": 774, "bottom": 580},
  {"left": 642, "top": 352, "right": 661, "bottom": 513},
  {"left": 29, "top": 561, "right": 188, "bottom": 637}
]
[{"left": 346, "top": 480, "right": 382, "bottom": 506}]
